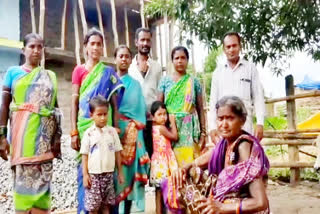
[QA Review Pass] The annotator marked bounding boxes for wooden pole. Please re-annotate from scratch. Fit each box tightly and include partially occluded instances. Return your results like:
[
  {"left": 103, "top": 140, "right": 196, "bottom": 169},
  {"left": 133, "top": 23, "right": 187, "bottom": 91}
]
[
  {"left": 30, "top": 0, "right": 36, "bottom": 33},
  {"left": 39, "top": 0, "right": 45, "bottom": 67},
  {"left": 285, "top": 75, "right": 300, "bottom": 185},
  {"left": 96, "top": 0, "right": 107, "bottom": 57},
  {"left": 265, "top": 90, "right": 320, "bottom": 103},
  {"left": 61, "top": 0, "right": 68, "bottom": 50},
  {"left": 110, "top": 0, "right": 119, "bottom": 47},
  {"left": 78, "top": 0, "right": 88, "bottom": 36},
  {"left": 164, "top": 13, "right": 169, "bottom": 71},
  {"left": 73, "top": 0, "right": 81, "bottom": 65},
  {"left": 140, "top": 0, "right": 145, "bottom": 27},
  {"left": 157, "top": 25, "right": 163, "bottom": 70},
  {"left": 124, "top": 7, "right": 130, "bottom": 47}
]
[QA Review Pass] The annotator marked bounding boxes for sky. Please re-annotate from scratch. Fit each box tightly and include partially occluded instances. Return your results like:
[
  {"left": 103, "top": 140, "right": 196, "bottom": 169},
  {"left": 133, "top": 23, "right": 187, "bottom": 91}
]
[{"left": 259, "top": 52, "right": 320, "bottom": 98}]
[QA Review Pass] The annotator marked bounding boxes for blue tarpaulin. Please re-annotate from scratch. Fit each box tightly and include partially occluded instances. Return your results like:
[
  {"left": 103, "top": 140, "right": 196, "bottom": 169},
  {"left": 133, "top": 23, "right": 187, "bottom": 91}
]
[{"left": 296, "top": 75, "right": 320, "bottom": 90}]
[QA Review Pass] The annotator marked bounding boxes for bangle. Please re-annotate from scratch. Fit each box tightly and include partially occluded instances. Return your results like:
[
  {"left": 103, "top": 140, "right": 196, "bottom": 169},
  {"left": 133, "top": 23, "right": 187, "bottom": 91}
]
[
  {"left": 0, "top": 126, "right": 8, "bottom": 138},
  {"left": 200, "top": 132, "right": 207, "bottom": 137},
  {"left": 194, "top": 158, "right": 198, "bottom": 167},
  {"left": 70, "top": 129, "right": 79, "bottom": 137},
  {"left": 236, "top": 199, "right": 240, "bottom": 214}
]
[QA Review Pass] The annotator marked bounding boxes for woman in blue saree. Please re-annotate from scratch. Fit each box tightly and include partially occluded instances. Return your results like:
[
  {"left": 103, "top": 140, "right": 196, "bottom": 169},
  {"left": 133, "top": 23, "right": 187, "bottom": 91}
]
[
  {"left": 70, "top": 28, "right": 124, "bottom": 214},
  {"left": 113, "top": 45, "right": 150, "bottom": 214}
]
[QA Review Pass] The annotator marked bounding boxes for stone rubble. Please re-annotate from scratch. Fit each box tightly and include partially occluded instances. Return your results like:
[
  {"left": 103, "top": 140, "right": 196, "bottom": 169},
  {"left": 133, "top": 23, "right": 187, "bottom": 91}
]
[{"left": 0, "top": 135, "right": 155, "bottom": 213}]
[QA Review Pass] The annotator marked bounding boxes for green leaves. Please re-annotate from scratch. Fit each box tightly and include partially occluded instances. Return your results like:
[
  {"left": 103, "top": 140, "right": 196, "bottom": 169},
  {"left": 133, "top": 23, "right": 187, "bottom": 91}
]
[{"left": 145, "top": 0, "right": 320, "bottom": 74}]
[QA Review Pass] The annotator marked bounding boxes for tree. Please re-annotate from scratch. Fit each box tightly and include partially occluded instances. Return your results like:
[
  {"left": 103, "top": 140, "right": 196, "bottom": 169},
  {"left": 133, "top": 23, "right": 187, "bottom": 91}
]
[{"left": 145, "top": 0, "right": 320, "bottom": 74}]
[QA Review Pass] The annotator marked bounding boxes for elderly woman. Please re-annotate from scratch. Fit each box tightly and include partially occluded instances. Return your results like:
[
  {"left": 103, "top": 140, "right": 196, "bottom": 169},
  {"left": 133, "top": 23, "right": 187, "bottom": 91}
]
[{"left": 163, "top": 96, "right": 270, "bottom": 214}]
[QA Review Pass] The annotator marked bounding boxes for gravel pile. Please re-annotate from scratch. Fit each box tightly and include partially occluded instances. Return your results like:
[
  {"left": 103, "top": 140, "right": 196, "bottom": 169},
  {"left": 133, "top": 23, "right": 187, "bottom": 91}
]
[
  {"left": 0, "top": 136, "right": 155, "bottom": 213},
  {"left": 0, "top": 135, "right": 78, "bottom": 213}
]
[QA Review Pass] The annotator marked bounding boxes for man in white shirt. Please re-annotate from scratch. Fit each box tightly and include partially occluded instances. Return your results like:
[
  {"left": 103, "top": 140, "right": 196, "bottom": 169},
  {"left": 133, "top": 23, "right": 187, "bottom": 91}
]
[
  {"left": 208, "top": 32, "right": 265, "bottom": 143},
  {"left": 128, "top": 27, "right": 162, "bottom": 157},
  {"left": 128, "top": 28, "right": 162, "bottom": 113}
]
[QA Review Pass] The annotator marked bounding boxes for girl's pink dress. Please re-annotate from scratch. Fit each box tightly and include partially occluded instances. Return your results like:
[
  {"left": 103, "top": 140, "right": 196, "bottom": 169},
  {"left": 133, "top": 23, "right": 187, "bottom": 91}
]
[{"left": 150, "top": 125, "right": 178, "bottom": 187}]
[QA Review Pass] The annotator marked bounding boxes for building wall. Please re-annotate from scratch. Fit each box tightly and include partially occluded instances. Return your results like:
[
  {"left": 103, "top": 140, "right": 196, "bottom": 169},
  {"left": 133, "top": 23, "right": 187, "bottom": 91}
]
[{"left": 19, "top": 0, "right": 142, "bottom": 58}]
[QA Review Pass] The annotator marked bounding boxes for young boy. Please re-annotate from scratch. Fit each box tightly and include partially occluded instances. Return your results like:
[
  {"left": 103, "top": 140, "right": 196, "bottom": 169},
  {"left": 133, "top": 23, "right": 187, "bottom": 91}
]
[{"left": 80, "top": 95, "right": 124, "bottom": 214}]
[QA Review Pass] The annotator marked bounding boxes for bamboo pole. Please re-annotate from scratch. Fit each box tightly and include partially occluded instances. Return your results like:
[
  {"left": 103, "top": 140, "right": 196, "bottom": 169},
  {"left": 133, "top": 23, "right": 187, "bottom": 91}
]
[
  {"left": 110, "top": 0, "right": 119, "bottom": 47},
  {"left": 30, "top": 0, "right": 36, "bottom": 33},
  {"left": 264, "top": 129, "right": 320, "bottom": 134},
  {"left": 124, "top": 7, "right": 130, "bottom": 47},
  {"left": 285, "top": 75, "right": 300, "bottom": 185},
  {"left": 78, "top": 0, "right": 88, "bottom": 36},
  {"left": 164, "top": 13, "right": 169, "bottom": 71},
  {"left": 61, "top": 0, "right": 68, "bottom": 50},
  {"left": 96, "top": 0, "right": 107, "bottom": 57},
  {"left": 265, "top": 90, "right": 320, "bottom": 104},
  {"left": 261, "top": 139, "right": 314, "bottom": 146},
  {"left": 157, "top": 25, "right": 163, "bottom": 70},
  {"left": 263, "top": 133, "right": 318, "bottom": 139},
  {"left": 39, "top": 0, "right": 45, "bottom": 67},
  {"left": 269, "top": 162, "right": 314, "bottom": 168},
  {"left": 140, "top": 0, "right": 145, "bottom": 27},
  {"left": 73, "top": 0, "right": 81, "bottom": 65}
]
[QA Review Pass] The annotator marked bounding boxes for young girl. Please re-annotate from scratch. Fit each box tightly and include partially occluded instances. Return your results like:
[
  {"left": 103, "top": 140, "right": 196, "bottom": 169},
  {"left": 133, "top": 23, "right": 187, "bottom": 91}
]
[{"left": 150, "top": 101, "right": 179, "bottom": 214}]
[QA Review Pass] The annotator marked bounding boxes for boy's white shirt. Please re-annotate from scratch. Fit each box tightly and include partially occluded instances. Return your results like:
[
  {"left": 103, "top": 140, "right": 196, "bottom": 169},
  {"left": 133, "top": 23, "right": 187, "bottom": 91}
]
[{"left": 80, "top": 124, "right": 122, "bottom": 174}]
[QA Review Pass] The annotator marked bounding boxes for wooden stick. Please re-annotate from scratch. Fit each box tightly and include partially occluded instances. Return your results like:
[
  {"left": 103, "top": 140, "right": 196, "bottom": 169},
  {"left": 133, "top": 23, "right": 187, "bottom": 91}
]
[
  {"left": 78, "top": 0, "right": 88, "bottom": 36},
  {"left": 157, "top": 25, "right": 163, "bottom": 70},
  {"left": 73, "top": 0, "right": 81, "bottom": 65},
  {"left": 269, "top": 161, "right": 315, "bottom": 168},
  {"left": 265, "top": 90, "right": 320, "bottom": 104},
  {"left": 164, "top": 13, "right": 169, "bottom": 71},
  {"left": 96, "top": 0, "right": 107, "bottom": 57},
  {"left": 110, "top": 0, "right": 119, "bottom": 47},
  {"left": 299, "top": 150, "right": 317, "bottom": 158},
  {"left": 30, "top": 0, "right": 36, "bottom": 33},
  {"left": 39, "top": 0, "right": 45, "bottom": 67},
  {"left": 263, "top": 133, "right": 318, "bottom": 139},
  {"left": 61, "top": 0, "right": 68, "bottom": 50},
  {"left": 264, "top": 129, "right": 320, "bottom": 134},
  {"left": 140, "top": 0, "right": 145, "bottom": 27},
  {"left": 124, "top": 7, "right": 130, "bottom": 47},
  {"left": 261, "top": 139, "right": 314, "bottom": 146}
]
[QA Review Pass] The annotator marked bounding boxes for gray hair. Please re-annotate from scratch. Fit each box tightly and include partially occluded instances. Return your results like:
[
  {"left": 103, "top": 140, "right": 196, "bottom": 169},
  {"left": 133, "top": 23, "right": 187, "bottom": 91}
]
[{"left": 215, "top": 96, "right": 247, "bottom": 122}]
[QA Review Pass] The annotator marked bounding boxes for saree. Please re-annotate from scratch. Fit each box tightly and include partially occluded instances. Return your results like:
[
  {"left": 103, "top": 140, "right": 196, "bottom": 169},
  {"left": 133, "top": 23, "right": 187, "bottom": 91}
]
[
  {"left": 76, "top": 62, "right": 124, "bottom": 214},
  {"left": 162, "top": 132, "right": 270, "bottom": 213},
  {"left": 160, "top": 74, "right": 201, "bottom": 166},
  {"left": 8, "top": 66, "right": 60, "bottom": 211},
  {"left": 114, "top": 74, "right": 150, "bottom": 213}
]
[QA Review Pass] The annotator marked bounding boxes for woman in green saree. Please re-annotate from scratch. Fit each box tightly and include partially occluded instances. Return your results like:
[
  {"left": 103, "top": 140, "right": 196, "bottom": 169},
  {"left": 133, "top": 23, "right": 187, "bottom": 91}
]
[
  {"left": 0, "top": 33, "right": 61, "bottom": 213},
  {"left": 70, "top": 28, "right": 124, "bottom": 214},
  {"left": 158, "top": 46, "right": 207, "bottom": 168}
]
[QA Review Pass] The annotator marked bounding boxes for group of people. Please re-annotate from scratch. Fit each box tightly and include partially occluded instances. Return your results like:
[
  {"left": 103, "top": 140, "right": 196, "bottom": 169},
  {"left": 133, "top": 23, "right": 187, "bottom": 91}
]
[{"left": 0, "top": 26, "right": 270, "bottom": 214}]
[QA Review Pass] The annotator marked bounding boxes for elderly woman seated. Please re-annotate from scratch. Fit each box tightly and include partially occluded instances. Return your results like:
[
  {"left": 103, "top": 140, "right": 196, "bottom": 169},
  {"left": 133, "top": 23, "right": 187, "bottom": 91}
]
[{"left": 162, "top": 96, "right": 270, "bottom": 214}]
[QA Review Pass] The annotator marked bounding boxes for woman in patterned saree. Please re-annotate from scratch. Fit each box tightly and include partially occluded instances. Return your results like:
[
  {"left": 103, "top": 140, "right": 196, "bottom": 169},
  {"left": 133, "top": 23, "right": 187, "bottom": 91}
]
[
  {"left": 158, "top": 46, "right": 206, "bottom": 167},
  {"left": 113, "top": 45, "right": 150, "bottom": 214},
  {"left": 164, "top": 96, "right": 270, "bottom": 214},
  {"left": 0, "top": 33, "right": 61, "bottom": 213},
  {"left": 70, "top": 28, "right": 124, "bottom": 214}
]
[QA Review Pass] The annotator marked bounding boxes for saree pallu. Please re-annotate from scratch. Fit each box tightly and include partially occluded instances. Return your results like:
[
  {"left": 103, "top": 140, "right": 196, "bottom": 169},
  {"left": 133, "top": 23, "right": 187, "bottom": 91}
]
[
  {"left": 162, "top": 133, "right": 270, "bottom": 213},
  {"left": 76, "top": 62, "right": 124, "bottom": 214},
  {"left": 9, "top": 67, "right": 60, "bottom": 211},
  {"left": 114, "top": 75, "right": 150, "bottom": 213},
  {"left": 164, "top": 74, "right": 200, "bottom": 167}
]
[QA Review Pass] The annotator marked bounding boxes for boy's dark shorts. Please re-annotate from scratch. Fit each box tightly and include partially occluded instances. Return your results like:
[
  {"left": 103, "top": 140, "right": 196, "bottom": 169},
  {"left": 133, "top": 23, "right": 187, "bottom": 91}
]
[{"left": 85, "top": 172, "right": 115, "bottom": 211}]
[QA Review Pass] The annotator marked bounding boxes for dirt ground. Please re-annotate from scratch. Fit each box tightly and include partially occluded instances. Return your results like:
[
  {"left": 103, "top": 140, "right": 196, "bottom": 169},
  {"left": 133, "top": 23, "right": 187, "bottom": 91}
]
[{"left": 55, "top": 73, "right": 320, "bottom": 214}]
